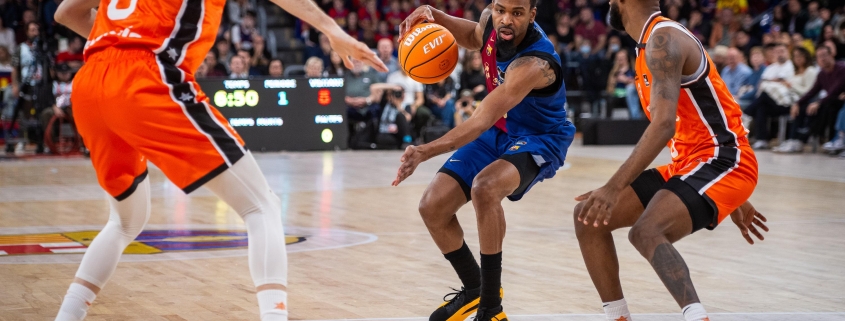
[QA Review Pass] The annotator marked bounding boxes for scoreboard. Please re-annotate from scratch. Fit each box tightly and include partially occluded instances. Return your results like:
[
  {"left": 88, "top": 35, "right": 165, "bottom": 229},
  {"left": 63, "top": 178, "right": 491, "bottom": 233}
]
[{"left": 197, "top": 77, "right": 348, "bottom": 151}]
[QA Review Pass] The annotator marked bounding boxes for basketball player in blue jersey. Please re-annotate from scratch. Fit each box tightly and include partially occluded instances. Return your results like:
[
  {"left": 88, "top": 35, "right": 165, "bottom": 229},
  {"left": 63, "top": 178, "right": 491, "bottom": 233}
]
[{"left": 394, "top": 1, "right": 575, "bottom": 320}]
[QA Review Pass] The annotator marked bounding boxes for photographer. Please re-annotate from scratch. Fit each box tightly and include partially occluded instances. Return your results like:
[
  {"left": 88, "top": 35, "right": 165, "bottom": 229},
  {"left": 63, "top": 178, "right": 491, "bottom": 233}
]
[
  {"left": 39, "top": 63, "right": 73, "bottom": 150},
  {"left": 453, "top": 89, "right": 476, "bottom": 126},
  {"left": 376, "top": 87, "right": 413, "bottom": 149}
]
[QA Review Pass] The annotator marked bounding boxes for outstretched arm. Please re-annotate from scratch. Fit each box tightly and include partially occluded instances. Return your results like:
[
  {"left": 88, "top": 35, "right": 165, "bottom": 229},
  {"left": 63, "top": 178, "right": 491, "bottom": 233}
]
[
  {"left": 54, "top": 0, "right": 99, "bottom": 37},
  {"left": 400, "top": 5, "right": 491, "bottom": 51},
  {"left": 392, "top": 56, "right": 556, "bottom": 186},
  {"left": 269, "top": 0, "right": 387, "bottom": 72},
  {"left": 577, "top": 27, "right": 688, "bottom": 227}
]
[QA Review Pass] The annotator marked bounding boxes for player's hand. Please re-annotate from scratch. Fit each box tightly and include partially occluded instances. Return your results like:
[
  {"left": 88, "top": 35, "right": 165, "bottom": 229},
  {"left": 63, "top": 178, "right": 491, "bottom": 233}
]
[
  {"left": 790, "top": 104, "right": 799, "bottom": 119},
  {"left": 326, "top": 31, "right": 388, "bottom": 73},
  {"left": 729, "top": 201, "right": 769, "bottom": 245},
  {"left": 399, "top": 5, "right": 434, "bottom": 37},
  {"left": 575, "top": 185, "right": 620, "bottom": 227},
  {"left": 807, "top": 102, "right": 820, "bottom": 116},
  {"left": 392, "top": 145, "right": 426, "bottom": 186}
]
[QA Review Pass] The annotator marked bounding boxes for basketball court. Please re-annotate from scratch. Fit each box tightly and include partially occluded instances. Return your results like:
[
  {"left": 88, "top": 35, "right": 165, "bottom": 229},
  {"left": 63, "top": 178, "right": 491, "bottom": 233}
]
[{"left": 1, "top": 141, "right": 843, "bottom": 320}]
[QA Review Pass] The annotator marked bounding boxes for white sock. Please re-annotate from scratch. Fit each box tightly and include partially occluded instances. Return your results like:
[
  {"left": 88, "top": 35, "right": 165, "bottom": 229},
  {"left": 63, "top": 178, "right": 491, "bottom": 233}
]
[
  {"left": 55, "top": 283, "right": 97, "bottom": 321},
  {"left": 257, "top": 289, "right": 288, "bottom": 321},
  {"left": 603, "top": 298, "right": 632, "bottom": 321},
  {"left": 682, "top": 303, "right": 709, "bottom": 321}
]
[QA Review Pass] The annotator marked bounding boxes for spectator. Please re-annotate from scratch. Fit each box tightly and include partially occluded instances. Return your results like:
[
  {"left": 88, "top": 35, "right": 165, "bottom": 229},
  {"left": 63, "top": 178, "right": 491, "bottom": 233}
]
[
  {"left": 8, "top": 22, "right": 46, "bottom": 153},
  {"left": 39, "top": 63, "right": 73, "bottom": 153},
  {"left": 384, "top": 0, "right": 405, "bottom": 30},
  {"left": 575, "top": 39, "right": 608, "bottom": 117},
  {"left": 358, "top": 0, "right": 381, "bottom": 25},
  {"left": 234, "top": 49, "right": 261, "bottom": 76},
  {"left": 555, "top": 14, "right": 575, "bottom": 53},
  {"left": 722, "top": 47, "right": 753, "bottom": 98},
  {"left": 737, "top": 46, "right": 767, "bottom": 108},
  {"left": 710, "top": 45, "right": 729, "bottom": 75},
  {"left": 716, "top": 0, "right": 747, "bottom": 14},
  {"left": 196, "top": 62, "right": 210, "bottom": 78},
  {"left": 791, "top": 33, "right": 815, "bottom": 55},
  {"left": 215, "top": 38, "right": 234, "bottom": 71},
  {"left": 250, "top": 34, "right": 271, "bottom": 73},
  {"left": 784, "top": 0, "right": 808, "bottom": 36},
  {"left": 326, "top": 50, "right": 346, "bottom": 76},
  {"left": 376, "top": 38, "right": 398, "bottom": 81},
  {"left": 229, "top": 55, "right": 249, "bottom": 79},
  {"left": 424, "top": 75, "right": 457, "bottom": 128},
  {"left": 231, "top": 10, "right": 258, "bottom": 51},
  {"left": 204, "top": 51, "right": 229, "bottom": 77},
  {"left": 386, "top": 68, "right": 424, "bottom": 121},
  {"left": 605, "top": 49, "right": 641, "bottom": 120},
  {"left": 374, "top": 86, "right": 413, "bottom": 149},
  {"left": 574, "top": 7, "right": 607, "bottom": 55},
  {"left": 0, "top": 16, "right": 14, "bottom": 54},
  {"left": 710, "top": 8, "right": 740, "bottom": 48},
  {"left": 0, "top": 46, "right": 13, "bottom": 116},
  {"left": 666, "top": 5, "right": 686, "bottom": 27},
  {"left": 734, "top": 29, "right": 754, "bottom": 57},
  {"left": 686, "top": 10, "right": 711, "bottom": 45},
  {"left": 452, "top": 89, "right": 476, "bottom": 126},
  {"left": 782, "top": 47, "right": 845, "bottom": 153},
  {"left": 268, "top": 59, "right": 284, "bottom": 78},
  {"left": 55, "top": 36, "right": 84, "bottom": 71},
  {"left": 804, "top": 1, "right": 824, "bottom": 41},
  {"left": 305, "top": 56, "right": 325, "bottom": 78},
  {"left": 328, "top": 0, "right": 349, "bottom": 29},
  {"left": 374, "top": 20, "right": 393, "bottom": 44},
  {"left": 227, "top": 0, "right": 253, "bottom": 27},
  {"left": 745, "top": 45, "right": 809, "bottom": 150},
  {"left": 345, "top": 60, "right": 380, "bottom": 123},
  {"left": 346, "top": 12, "right": 362, "bottom": 40},
  {"left": 460, "top": 50, "right": 487, "bottom": 101},
  {"left": 14, "top": 10, "right": 36, "bottom": 44}
]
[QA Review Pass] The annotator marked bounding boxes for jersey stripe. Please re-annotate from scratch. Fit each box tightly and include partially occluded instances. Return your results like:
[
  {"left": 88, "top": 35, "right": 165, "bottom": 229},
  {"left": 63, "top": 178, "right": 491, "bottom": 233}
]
[{"left": 154, "top": 0, "right": 245, "bottom": 174}]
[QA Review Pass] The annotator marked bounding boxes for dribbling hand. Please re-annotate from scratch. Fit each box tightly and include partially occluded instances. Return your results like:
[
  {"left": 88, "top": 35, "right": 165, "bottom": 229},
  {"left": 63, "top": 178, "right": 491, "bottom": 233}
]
[
  {"left": 730, "top": 201, "right": 769, "bottom": 245},
  {"left": 327, "top": 31, "right": 388, "bottom": 72},
  {"left": 392, "top": 145, "right": 426, "bottom": 186},
  {"left": 575, "top": 185, "right": 620, "bottom": 227},
  {"left": 399, "top": 5, "right": 434, "bottom": 36}
]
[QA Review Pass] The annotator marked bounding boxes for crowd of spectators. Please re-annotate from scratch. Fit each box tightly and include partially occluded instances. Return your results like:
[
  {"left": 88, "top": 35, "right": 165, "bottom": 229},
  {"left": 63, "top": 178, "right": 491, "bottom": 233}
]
[{"left": 2, "top": 0, "right": 845, "bottom": 156}]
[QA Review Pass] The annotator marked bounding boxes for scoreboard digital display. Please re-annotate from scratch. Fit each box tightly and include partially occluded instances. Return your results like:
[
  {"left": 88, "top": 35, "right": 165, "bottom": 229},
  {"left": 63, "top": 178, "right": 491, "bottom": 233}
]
[{"left": 197, "top": 77, "right": 348, "bottom": 151}]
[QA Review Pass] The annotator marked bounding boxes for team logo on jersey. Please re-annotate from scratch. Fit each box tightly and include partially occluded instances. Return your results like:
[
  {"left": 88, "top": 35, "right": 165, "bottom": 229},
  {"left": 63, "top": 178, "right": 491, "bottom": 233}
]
[
  {"left": 643, "top": 75, "right": 650, "bottom": 87},
  {"left": 0, "top": 225, "right": 377, "bottom": 264},
  {"left": 484, "top": 62, "right": 490, "bottom": 74},
  {"left": 509, "top": 145, "right": 520, "bottom": 151},
  {"left": 515, "top": 141, "right": 527, "bottom": 146},
  {"left": 486, "top": 44, "right": 493, "bottom": 56}
]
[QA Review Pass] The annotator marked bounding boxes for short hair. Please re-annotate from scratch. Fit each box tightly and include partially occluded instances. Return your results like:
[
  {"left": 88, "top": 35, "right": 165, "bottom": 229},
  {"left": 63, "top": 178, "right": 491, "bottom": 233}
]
[
  {"left": 816, "top": 45, "right": 832, "bottom": 55},
  {"left": 749, "top": 46, "right": 764, "bottom": 56}
]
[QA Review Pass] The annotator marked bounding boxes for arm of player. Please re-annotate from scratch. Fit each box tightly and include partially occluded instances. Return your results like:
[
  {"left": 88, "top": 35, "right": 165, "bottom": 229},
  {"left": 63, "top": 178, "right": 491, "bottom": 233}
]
[
  {"left": 392, "top": 56, "right": 556, "bottom": 186},
  {"left": 54, "top": 0, "right": 100, "bottom": 37},
  {"left": 269, "top": 0, "right": 387, "bottom": 72},
  {"left": 400, "top": 5, "right": 490, "bottom": 51},
  {"left": 576, "top": 28, "right": 687, "bottom": 227}
]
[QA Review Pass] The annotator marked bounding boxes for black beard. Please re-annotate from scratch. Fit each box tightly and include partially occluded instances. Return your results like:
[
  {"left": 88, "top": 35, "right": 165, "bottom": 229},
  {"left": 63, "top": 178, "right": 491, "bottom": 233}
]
[
  {"left": 609, "top": 3, "right": 625, "bottom": 31},
  {"left": 496, "top": 37, "right": 517, "bottom": 58}
]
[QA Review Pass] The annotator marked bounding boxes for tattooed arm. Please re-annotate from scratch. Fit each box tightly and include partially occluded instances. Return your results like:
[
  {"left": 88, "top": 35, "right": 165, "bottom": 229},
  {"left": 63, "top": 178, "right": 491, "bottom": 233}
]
[
  {"left": 400, "top": 5, "right": 491, "bottom": 51},
  {"left": 577, "top": 27, "right": 690, "bottom": 226},
  {"left": 392, "top": 56, "right": 555, "bottom": 186}
]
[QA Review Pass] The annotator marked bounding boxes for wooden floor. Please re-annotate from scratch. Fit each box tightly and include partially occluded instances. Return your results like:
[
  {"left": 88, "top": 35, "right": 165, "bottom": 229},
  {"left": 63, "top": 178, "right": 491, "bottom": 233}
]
[{"left": 1, "top": 140, "right": 844, "bottom": 321}]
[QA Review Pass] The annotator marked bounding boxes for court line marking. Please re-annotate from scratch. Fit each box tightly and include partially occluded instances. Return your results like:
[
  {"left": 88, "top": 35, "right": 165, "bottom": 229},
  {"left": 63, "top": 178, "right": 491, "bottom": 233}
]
[{"left": 301, "top": 312, "right": 845, "bottom": 321}]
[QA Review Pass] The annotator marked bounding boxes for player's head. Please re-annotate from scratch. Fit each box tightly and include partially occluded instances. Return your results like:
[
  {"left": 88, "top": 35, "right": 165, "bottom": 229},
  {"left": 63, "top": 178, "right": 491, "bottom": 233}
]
[
  {"left": 608, "top": 0, "right": 660, "bottom": 32},
  {"left": 491, "top": 0, "right": 538, "bottom": 56}
]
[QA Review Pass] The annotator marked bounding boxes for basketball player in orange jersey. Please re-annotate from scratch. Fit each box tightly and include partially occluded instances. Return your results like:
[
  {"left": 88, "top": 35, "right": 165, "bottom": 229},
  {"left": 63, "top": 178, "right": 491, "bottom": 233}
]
[
  {"left": 572, "top": 1, "right": 770, "bottom": 321},
  {"left": 51, "top": 1, "right": 386, "bottom": 320}
]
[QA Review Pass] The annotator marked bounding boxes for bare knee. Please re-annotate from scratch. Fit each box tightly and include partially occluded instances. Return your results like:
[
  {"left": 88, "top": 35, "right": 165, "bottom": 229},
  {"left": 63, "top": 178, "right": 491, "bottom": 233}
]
[
  {"left": 418, "top": 191, "right": 451, "bottom": 228},
  {"left": 470, "top": 176, "right": 507, "bottom": 205},
  {"left": 628, "top": 223, "right": 664, "bottom": 258}
]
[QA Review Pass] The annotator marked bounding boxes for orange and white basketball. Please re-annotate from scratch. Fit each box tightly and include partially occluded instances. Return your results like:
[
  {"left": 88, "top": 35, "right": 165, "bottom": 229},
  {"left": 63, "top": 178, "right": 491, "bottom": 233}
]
[{"left": 398, "top": 23, "right": 459, "bottom": 84}]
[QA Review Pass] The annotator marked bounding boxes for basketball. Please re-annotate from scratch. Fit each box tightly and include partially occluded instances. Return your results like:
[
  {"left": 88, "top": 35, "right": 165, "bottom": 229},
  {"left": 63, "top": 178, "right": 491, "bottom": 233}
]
[{"left": 398, "top": 23, "right": 459, "bottom": 84}]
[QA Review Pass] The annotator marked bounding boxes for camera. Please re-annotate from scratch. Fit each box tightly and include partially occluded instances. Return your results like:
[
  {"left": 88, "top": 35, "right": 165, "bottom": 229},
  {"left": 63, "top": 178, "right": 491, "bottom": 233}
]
[{"left": 391, "top": 89, "right": 404, "bottom": 99}]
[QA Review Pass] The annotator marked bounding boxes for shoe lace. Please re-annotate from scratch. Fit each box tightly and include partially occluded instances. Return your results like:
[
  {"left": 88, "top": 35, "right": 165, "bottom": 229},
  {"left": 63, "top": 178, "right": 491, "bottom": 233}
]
[{"left": 441, "top": 287, "right": 465, "bottom": 309}]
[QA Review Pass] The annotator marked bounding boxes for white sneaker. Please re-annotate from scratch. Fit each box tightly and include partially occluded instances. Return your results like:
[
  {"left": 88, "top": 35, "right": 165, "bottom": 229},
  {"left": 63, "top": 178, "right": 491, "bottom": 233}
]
[
  {"left": 774, "top": 140, "right": 803, "bottom": 153},
  {"left": 752, "top": 140, "right": 769, "bottom": 150},
  {"left": 772, "top": 140, "right": 792, "bottom": 152},
  {"left": 822, "top": 138, "right": 845, "bottom": 152}
]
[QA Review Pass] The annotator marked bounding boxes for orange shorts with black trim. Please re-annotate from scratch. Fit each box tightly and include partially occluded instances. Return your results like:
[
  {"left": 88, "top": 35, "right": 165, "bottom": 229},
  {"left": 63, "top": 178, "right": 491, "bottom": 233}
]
[
  {"left": 72, "top": 48, "right": 245, "bottom": 200},
  {"left": 657, "top": 144, "right": 758, "bottom": 229}
]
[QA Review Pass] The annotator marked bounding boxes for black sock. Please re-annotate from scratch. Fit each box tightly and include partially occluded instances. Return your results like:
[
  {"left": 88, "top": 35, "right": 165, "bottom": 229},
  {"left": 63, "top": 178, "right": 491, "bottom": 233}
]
[
  {"left": 479, "top": 252, "right": 502, "bottom": 309},
  {"left": 444, "top": 241, "right": 481, "bottom": 291}
]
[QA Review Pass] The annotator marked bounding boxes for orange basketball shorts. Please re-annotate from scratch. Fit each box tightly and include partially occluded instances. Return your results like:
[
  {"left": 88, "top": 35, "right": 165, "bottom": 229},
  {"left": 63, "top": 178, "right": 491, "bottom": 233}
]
[
  {"left": 72, "top": 48, "right": 245, "bottom": 200},
  {"left": 655, "top": 144, "right": 759, "bottom": 228}
]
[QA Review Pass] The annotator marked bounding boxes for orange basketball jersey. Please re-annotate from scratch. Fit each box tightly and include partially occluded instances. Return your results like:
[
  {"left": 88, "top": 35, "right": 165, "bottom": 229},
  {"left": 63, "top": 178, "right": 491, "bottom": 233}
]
[
  {"left": 634, "top": 13, "right": 750, "bottom": 159},
  {"left": 84, "top": 0, "right": 225, "bottom": 75}
]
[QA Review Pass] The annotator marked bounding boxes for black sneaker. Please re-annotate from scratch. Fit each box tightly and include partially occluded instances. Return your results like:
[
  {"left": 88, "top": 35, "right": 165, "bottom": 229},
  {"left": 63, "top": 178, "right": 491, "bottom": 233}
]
[
  {"left": 473, "top": 305, "right": 508, "bottom": 321},
  {"left": 429, "top": 287, "right": 480, "bottom": 321}
]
